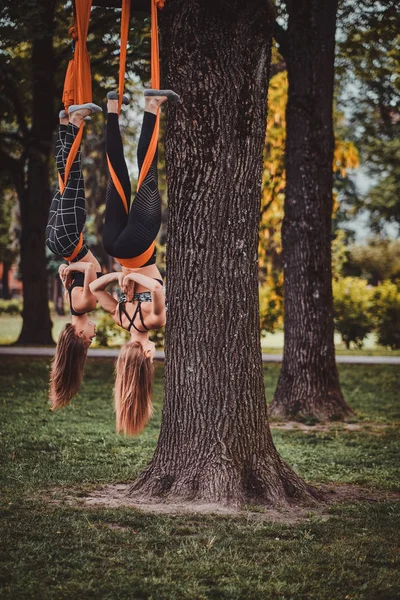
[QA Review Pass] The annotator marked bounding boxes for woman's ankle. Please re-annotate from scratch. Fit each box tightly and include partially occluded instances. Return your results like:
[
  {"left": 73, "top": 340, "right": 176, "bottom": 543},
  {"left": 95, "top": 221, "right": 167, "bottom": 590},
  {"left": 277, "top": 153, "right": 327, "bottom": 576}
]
[
  {"left": 107, "top": 99, "right": 119, "bottom": 114},
  {"left": 144, "top": 97, "right": 166, "bottom": 115}
]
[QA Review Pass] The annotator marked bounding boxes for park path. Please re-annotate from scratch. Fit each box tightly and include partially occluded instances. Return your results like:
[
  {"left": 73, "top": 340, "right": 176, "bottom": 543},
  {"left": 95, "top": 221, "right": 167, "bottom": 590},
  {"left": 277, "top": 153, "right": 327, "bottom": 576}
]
[{"left": 0, "top": 346, "right": 399, "bottom": 364}]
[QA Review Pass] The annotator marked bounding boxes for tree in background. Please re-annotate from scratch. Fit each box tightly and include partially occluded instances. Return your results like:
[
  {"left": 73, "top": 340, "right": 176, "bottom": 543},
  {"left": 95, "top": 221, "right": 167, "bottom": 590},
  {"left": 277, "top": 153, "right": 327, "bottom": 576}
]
[
  {"left": 0, "top": 0, "right": 150, "bottom": 343},
  {"left": 269, "top": 0, "right": 354, "bottom": 420},
  {"left": 259, "top": 45, "right": 358, "bottom": 337}
]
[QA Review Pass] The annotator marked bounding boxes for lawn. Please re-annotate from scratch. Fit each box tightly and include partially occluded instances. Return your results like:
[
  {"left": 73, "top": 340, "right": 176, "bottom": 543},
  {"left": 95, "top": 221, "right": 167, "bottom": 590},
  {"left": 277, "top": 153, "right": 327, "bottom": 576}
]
[{"left": 0, "top": 358, "right": 399, "bottom": 599}]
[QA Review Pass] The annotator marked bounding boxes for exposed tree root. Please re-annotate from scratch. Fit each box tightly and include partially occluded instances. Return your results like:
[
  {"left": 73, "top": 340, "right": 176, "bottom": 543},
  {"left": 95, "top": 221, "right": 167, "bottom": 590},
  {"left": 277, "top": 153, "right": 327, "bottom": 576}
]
[
  {"left": 268, "top": 394, "right": 355, "bottom": 422},
  {"left": 126, "top": 450, "right": 326, "bottom": 509}
]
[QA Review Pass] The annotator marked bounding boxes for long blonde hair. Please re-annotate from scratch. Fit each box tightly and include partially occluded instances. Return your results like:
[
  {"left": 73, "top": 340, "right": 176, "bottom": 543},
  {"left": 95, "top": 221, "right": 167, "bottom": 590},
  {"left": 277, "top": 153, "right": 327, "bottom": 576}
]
[
  {"left": 114, "top": 341, "right": 154, "bottom": 436},
  {"left": 49, "top": 323, "right": 88, "bottom": 410}
]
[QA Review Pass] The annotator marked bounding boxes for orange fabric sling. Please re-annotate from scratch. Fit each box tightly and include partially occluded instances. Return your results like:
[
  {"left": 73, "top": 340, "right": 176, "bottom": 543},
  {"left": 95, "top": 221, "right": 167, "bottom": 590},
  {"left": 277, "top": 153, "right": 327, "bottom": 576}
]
[
  {"left": 60, "top": 0, "right": 93, "bottom": 261},
  {"left": 59, "top": 0, "right": 164, "bottom": 265},
  {"left": 137, "top": 0, "right": 161, "bottom": 191},
  {"left": 116, "top": 0, "right": 163, "bottom": 269}
]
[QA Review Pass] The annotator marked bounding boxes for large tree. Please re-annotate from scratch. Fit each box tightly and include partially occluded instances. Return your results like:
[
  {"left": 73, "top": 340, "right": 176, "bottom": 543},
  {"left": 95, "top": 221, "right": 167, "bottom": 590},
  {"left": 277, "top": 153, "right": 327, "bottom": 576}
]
[
  {"left": 129, "top": 0, "right": 322, "bottom": 507},
  {"left": 268, "top": 0, "right": 353, "bottom": 420}
]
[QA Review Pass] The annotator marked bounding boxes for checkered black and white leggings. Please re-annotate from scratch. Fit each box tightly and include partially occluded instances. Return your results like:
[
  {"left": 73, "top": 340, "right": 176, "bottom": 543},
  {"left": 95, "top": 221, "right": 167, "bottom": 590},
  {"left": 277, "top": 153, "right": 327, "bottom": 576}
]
[{"left": 46, "top": 123, "right": 89, "bottom": 262}]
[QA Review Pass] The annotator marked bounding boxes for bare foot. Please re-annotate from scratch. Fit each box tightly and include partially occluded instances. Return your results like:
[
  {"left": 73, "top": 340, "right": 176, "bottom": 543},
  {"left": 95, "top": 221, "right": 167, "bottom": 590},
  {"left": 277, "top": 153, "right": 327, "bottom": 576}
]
[
  {"left": 60, "top": 116, "right": 68, "bottom": 126},
  {"left": 145, "top": 96, "right": 167, "bottom": 115}
]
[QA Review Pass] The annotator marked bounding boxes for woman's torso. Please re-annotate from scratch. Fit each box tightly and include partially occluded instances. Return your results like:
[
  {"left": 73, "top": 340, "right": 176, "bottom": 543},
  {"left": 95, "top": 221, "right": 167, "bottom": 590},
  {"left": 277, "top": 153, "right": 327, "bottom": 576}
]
[
  {"left": 118, "top": 265, "right": 164, "bottom": 332},
  {"left": 67, "top": 268, "right": 102, "bottom": 315}
]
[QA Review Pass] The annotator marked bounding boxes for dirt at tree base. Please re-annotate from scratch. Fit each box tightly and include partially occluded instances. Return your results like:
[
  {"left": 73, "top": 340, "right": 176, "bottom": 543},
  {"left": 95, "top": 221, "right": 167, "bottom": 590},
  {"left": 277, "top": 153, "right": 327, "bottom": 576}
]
[{"left": 56, "top": 483, "right": 400, "bottom": 525}]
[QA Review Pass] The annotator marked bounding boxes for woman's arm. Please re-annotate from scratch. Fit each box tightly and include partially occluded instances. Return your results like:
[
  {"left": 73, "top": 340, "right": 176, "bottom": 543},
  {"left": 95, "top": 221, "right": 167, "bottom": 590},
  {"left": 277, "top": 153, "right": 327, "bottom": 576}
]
[
  {"left": 122, "top": 272, "right": 162, "bottom": 292},
  {"left": 64, "top": 262, "right": 98, "bottom": 309},
  {"left": 89, "top": 272, "right": 124, "bottom": 314},
  {"left": 64, "top": 261, "right": 94, "bottom": 273}
]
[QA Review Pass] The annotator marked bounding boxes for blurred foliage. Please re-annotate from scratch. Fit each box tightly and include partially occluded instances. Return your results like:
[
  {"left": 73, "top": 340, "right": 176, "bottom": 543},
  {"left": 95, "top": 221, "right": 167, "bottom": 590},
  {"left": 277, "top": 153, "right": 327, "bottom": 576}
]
[
  {"left": 94, "top": 312, "right": 129, "bottom": 347},
  {"left": 332, "top": 275, "right": 400, "bottom": 350},
  {"left": 371, "top": 280, "right": 400, "bottom": 350},
  {"left": 0, "top": 298, "right": 22, "bottom": 315},
  {"left": 333, "top": 277, "right": 374, "bottom": 349},
  {"left": 345, "top": 238, "right": 400, "bottom": 285},
  {"left": 259, "top": 279, "right": 283, "bottom": 334},
  {"left": 0, "top": 187, "right": 19, "bottom": 266},
  {"left": 336, "top": 0, "right": 400, "bottom": 231},
  {"left": 331, "top": 229, "right": 350, "bottom": 281}
]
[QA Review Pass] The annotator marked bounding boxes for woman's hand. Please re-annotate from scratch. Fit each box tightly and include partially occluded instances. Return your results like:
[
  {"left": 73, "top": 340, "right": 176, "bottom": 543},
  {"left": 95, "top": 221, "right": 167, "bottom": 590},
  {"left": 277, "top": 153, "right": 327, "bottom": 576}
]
[
  {"left": 122, "top": 276, "right": 136, "bottom": 302},
  {"left": 58, "top": 264, "right": 68, "bottom": 286},
  {"left": 63, "top": 266, "right": 75, "bottom": 289},
  {"left": 116, "top": 272, "right": 125, "bottom": 288}
]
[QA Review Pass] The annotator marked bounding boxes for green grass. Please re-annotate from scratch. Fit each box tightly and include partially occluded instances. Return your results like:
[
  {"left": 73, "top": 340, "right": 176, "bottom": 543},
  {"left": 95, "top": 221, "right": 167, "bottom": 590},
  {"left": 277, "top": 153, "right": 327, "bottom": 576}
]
[{"left": 1, "top": 359, "right": 399, "bottom": 599}]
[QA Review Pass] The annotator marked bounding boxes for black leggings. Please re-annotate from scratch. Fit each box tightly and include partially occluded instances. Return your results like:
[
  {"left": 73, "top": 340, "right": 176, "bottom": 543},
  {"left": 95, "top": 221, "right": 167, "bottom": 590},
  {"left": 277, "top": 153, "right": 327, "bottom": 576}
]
[
  {"left": 46, "top": 124, "right": 89, "bottom": 262},
  {"left": 103, "top": 111, "right": 161, "bottom": 264}
]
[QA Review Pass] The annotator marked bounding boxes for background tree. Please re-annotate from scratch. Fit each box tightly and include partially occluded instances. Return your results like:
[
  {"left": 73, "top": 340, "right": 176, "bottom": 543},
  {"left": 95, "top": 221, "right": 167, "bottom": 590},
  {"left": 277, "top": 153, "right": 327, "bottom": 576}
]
[
  {"left": 259, "top": 47, "right": 358, "bottom": 337},
  {"left": 129, "top": 0, "right": 322, "bottom": 507},
  {"left": 269, "top": 0, "right": 354, "bottom": 420}
]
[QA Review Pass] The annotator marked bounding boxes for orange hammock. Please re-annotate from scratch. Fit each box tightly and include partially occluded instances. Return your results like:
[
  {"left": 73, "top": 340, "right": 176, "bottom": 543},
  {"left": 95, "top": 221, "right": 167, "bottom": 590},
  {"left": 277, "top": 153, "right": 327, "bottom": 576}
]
[{"left": 60, "top": 0, "right": 163, "bottom": 262}]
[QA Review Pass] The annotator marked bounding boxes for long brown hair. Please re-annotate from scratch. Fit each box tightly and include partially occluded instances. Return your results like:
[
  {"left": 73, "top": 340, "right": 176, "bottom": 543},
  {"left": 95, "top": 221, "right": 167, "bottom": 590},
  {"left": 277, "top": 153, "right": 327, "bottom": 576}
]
[
  {"left": 49, "top": 323, "right": 88, "bottom": 410},
  {"left": 114, "top": 341, "right": 154, "bottom": 436}
]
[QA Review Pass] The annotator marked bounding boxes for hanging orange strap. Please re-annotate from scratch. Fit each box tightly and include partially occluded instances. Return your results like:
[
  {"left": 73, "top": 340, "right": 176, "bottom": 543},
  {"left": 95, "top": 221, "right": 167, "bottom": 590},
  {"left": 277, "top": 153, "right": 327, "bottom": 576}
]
[
  {"left": 118, "top": 0, "right": 131, "bottom": 116},
  {"left": 60, "top": 0, "right": 93, "bottom": 261},
  {"left": 110, "top": 0, "right": 131, "bottom": 216},
  {"left": 111, "top": 0, "right": 162, "bottom": 211},
  {"left": 115, "top": 0, "right": 163, "bottom": 268},
  {"left": 137, "top": 0, "right": 161, "bottom": 191}
]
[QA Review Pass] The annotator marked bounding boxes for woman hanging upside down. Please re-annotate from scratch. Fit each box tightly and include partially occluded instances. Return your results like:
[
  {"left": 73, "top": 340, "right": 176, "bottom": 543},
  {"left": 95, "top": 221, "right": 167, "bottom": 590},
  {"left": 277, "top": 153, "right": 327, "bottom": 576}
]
[
  {"left": 46, "top": 102, "right": 102, "bottom": 410},
  {"left": 90, "top": 89, "right": 179, "bottom": 436}
]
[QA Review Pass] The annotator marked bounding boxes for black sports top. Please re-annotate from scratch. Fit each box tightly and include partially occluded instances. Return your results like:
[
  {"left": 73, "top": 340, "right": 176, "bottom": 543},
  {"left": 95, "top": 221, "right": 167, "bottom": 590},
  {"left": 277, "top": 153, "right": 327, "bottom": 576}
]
[
  {"left": 68, "top": 271, "right": 102, "bottom": 316},
  {"left": 118, "top": 278, "right": 163, "bottom": 333}
]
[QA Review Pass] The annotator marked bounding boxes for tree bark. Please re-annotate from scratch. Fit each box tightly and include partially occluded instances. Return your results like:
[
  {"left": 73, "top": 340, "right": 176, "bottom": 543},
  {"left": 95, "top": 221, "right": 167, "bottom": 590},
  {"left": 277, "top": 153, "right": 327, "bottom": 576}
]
[
  {"left": 53, "top": 276, "right": 65, "bottom": 316},
  {"left": 130, "top": 0, "right": 323, "bottom": 507},
  {"left": 1, "top": 260, "right": 11, "bottom": 300},
  {"left": 269, "top": 0, "right": 353, "bottom": 420},
  {"left": 16, "top": 0, "right": 55, "bottom": 345}
]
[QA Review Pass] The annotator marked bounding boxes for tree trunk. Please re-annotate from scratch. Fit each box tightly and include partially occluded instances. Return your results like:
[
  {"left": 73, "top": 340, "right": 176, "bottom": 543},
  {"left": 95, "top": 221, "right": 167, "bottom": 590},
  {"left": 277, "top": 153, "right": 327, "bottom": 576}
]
[
  {"left": 269, "top": 0, "right": 353, "bottom": 421},
  {"left": 16, "top": 0, "right": 55, "bottom": 345},
  {"left": 53, "top": 276, "right": 65, "bottom": 316},
  {"left": 1, "top": 260, "right": 11, "bottom": 300},
  {"left": 130, "top": 0, "right": 323, "bottom": 507}
]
